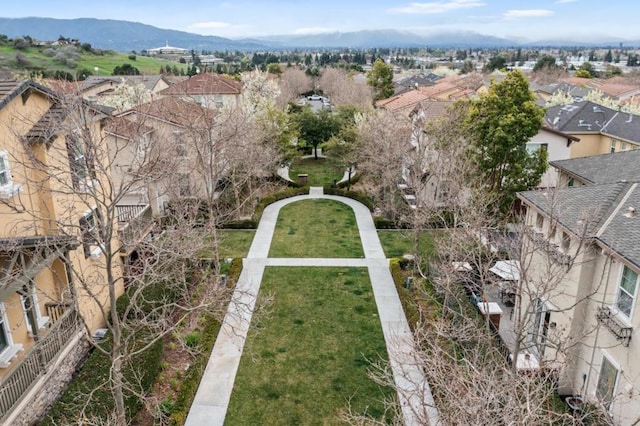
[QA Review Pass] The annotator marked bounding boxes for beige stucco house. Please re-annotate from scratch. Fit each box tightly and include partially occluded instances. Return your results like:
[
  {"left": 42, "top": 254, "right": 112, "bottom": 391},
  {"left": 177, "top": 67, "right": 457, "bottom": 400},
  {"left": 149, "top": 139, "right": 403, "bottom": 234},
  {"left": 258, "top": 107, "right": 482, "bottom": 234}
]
[
  {"left": 0, "top": 80, "right": 125, "bottom": 424},
  {"left": 517, "top": 151, "right": 640, "bottom": 425}
]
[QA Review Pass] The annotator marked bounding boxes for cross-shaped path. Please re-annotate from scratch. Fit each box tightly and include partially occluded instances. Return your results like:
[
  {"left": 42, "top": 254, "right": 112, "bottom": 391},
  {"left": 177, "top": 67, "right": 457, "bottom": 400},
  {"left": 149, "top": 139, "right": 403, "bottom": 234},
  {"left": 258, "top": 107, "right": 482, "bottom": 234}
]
[{"left": 186, "top": 188, "right": 440, "bottom": 425}]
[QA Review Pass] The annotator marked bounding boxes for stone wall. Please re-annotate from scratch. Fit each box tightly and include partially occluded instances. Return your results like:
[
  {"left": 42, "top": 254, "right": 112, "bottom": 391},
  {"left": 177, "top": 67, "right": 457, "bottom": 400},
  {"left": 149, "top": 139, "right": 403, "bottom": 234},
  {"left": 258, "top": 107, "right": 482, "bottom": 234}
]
[{"left": 9, "top": 334, "right": 91, "bottom": 426}]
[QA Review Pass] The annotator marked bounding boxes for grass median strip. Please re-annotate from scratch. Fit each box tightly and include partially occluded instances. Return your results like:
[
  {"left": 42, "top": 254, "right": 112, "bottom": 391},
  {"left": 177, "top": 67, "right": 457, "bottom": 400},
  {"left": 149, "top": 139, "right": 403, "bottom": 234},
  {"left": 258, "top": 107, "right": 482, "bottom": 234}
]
[
  {"left": 269, "top": 199, "right": 364, "bottom": 258},
  {"left": 225, "top": 267, "right": 395, "bottom": 425}
]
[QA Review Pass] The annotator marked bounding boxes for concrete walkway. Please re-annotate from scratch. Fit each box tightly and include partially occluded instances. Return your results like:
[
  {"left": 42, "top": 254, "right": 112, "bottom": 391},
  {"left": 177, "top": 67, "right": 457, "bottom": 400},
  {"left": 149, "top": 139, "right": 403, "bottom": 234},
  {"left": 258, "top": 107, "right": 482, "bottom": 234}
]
[{"left": 186, "top": 188, "right": 440, "bottom": 426}]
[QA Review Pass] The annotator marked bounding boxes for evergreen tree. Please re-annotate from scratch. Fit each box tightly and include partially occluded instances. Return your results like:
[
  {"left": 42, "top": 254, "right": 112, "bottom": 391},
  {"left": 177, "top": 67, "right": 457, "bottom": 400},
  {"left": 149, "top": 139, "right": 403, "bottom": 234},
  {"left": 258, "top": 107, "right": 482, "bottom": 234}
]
[
  {"left": 367, "top": 58, "right": 394, "bottom": 101},
  {"left": 465, "top": 70, "right": 546, "bottom": 214}
]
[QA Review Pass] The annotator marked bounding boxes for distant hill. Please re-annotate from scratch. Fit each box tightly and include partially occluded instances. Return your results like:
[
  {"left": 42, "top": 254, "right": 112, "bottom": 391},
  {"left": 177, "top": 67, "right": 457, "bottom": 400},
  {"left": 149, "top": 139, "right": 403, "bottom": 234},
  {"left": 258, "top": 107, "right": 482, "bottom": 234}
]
[
  {"left": 255, "top": 29, "right": 515, "bottom": 48},
  {"left": 0, "top": 17, "right": 632, "bottom": 52},
  {"left": 0, "top": 17, "right": 271, "bottom": 52}
]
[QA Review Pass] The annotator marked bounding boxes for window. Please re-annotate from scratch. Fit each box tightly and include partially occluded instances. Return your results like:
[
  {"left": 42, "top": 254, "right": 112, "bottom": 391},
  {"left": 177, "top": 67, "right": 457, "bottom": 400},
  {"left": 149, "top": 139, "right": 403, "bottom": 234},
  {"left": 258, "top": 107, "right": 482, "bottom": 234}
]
[
  {"left": 214, "top": 94, "right": 224, "bottom": 108},
  {"left": 526, "top": 143, "right": 547, "bottom": 154},
  {"left": 0, "top": 152, "right": 10, "bottom": 186},
  {"left": 80, "top": 208, "right": 102, "bottom": 258},
  {"left": 567, "top": 177, "right": 574, "bottom": 187},
  {"left": 19, "top": 284, "right": 50, "bottom": 335},
  {"left": 0, "top": 303, "right": 10, "bottom": 354},
  {"left": 178, "top": 173, "right": 190, "bottom": 196},
  {"left": 66, "top": 134, "right": 96, "bottom": 190},
  {"left": 0, "top": 151, "right": 21, "bottom": 198},
  {"left": 610, "top": 139, "right": 617, "bottom": 153},
  {"left": 536, "top": 213, "right": 544, "bottom": 230},
  {"left": 616, "top": 265, "right": 638, "bottom": 318},
  {"left": 530, "top": 298, "right": 550, "bottom": 357},
  {"left": 620, "top": 141, "right": 627, "bottom": 151},
  {"left": 596, "top": 354, "right": 619, "bottom": 411},
  {"left": 561, "top": 232, "right": 571, "bottom": 252}
]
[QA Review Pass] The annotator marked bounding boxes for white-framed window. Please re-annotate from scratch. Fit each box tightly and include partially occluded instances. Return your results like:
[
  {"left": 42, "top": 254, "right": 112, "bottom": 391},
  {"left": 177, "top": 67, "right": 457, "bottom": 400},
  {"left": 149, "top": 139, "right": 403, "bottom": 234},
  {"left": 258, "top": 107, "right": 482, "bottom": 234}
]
[
  {"left": 561, "top": 231, "right": 571, "bottom": 252},
  {"left": 19, "top": 284, "right": 50, "bottom": 335},
  {"left": 80, "top": 207, "right": 102, "bottom": 258},
  {"left": 620, "top": 141, "right": 627, "bottom": 151},
  {"left": 0, "top": 302, "right": 23, "bottom": 368},
  {"left": 610, "top": 139, "right": 617, "bottom": 153},
  {"left": 66, "top": 133, "right": 96, "bottom": 191},
  {"left": 615, "top": 265, "right": 638, "bottom": 319},
  {"left": 536, "top": 212, "right": 544, "bottom": 230},
  {"left": 527, "top": 143, "right": 548, "bottom": 153},
  {"left": 174, "top": 131, "right": 187, "bottom": 158},
  {"left": 0, "top": 151, "right": 22, "bottom": 198},
  {"left": 214, "top": 94, "right": 224, "bottom": 108},
  {"left": 529, "top": 298, "right": 551, "bottom": 357},
  {"left": 596, "top": 352, "right": 619, "bottom": 411},
  {"left": 0, "top": 303, "right": 13, "bottom": 354}
]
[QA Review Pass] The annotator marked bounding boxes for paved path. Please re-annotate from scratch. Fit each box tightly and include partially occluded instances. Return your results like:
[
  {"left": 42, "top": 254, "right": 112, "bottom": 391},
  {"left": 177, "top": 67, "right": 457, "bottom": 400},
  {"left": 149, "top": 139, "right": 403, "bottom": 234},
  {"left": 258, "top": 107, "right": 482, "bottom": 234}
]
[{"left": 186, "top": 189, "right": 440, "bottom": 426}]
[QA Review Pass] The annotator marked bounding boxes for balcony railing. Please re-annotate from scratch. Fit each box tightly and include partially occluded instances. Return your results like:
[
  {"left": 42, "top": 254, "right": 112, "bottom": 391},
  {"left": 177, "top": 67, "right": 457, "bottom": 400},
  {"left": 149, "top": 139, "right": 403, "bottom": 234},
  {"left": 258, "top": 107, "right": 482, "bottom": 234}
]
[
  {"left": 116, "top": 204, "right": 154, "bottom": 253},
  {"left": 527, "top": 229, "right": 572, "bottom": 267},
  {"left": 0, "top": 308, "right": 83, "bottom": 419},
  {"left": 596, "top": 307, "right": 633, "bottom": 347}
]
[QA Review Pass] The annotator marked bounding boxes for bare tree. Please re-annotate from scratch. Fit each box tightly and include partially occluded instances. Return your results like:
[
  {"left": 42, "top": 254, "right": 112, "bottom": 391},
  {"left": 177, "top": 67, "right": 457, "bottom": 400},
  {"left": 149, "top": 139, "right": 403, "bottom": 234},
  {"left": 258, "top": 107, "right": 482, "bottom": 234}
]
[
  {"left": 319, "top": 67, "right": 374, "bottom": 109},
  {"left": 277, "top": 67, "right": 313, "bottom": 107}
]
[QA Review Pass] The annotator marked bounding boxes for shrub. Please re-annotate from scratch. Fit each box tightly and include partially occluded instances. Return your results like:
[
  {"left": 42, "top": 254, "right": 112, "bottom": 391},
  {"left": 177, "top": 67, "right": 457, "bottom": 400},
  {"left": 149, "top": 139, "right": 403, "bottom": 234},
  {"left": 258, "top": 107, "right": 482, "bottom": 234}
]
[
  {"left": 322, "top": 186, "right": 374, "bottom": 211},
  {"left": 219, "top": 219, "right": 257, "bottom": 229},
  {"left": 168, "top": 316, "right": 222, "bottom": 425},
  {"left": 184, "top": 330, "right": 200, "bottom": 348},
  {"left": 253, "top": 186, "right": 310, "bottom": 221},
  {"left": 389, "top": 258, "right": 421, "bottom": 330}
]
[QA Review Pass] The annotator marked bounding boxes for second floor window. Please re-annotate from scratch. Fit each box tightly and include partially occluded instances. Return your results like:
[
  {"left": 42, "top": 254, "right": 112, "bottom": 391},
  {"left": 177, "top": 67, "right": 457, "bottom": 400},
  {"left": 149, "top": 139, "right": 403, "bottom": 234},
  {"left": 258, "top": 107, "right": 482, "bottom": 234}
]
[
  {"left": 80, "top": 208, "right": 102, "bottom": 258},
  {"left": 616, "top": 265, "right": 638, "bottom": 318},
  {"left": 66, "top": 134, "right": 96, "bottom": 190}
]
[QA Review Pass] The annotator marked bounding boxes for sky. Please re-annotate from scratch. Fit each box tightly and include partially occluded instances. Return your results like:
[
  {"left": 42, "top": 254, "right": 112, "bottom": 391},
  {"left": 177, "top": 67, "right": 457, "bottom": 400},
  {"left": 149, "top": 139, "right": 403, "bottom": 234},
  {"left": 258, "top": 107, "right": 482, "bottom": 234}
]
[{"left": 4, "top": 0, "right": 640, "bottom": 42}]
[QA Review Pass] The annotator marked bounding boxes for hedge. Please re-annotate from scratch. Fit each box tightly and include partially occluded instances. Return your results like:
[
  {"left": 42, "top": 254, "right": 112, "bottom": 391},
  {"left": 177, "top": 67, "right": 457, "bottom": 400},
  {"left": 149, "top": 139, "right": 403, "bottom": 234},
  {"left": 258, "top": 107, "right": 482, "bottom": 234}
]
[
  {"left": 167, "top": 257, "right": 242, "bottom": 425},
  {"left": 322, "top": 186, "right": 374, "bottom": 211},
  {"left": 167, "top": 316, "right": 221, "bottom": 425},
  {"left": 389, "top": 258, "right": 420, "bottom": 330},
  {"left": 252, "top": 186, "right": 310, "bottom": 221}
]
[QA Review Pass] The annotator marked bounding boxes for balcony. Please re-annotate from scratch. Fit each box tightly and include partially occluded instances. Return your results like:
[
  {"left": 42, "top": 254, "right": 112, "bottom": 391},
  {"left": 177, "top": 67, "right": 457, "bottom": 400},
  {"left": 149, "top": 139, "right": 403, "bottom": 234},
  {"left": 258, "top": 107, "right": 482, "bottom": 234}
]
[
  {"left": 116, "top": 204, "right": 154, "bottom": 255},
  {"left": 596, "top": 307, "right": 632, "bottom": 347},
  {"left": 0, "top": 307, "right": 82, "bottom": 419},
  {"left": 527, "top": 229, "right": 572, "bottom": 267}
]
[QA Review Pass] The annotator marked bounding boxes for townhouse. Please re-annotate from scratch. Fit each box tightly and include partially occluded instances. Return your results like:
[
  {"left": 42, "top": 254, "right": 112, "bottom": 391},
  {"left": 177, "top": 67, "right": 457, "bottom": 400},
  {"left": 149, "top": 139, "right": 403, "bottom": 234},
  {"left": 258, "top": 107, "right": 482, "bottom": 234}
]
[
  {"left": 517, "top": 151, "right": 640, "bottom": 425},
  {"left": 0, "top": 80, "right": 126, "bottom": 424},
  {"left": 545, "top": 100, "right": 640, "bottom": 157}
]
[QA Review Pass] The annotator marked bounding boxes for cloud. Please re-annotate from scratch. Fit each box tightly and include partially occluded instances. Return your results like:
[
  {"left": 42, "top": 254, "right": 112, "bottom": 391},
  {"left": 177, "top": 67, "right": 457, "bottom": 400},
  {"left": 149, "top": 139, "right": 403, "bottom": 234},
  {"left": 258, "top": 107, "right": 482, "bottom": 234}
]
[
  {"left": 293, "top": 27, "right": 337, "bottom": 35},
  {"left": 189, "top": 21, "right": 231, "bottom": 29},
  {"left": 388, "top": 0, "right": 486, "bottom": 15},
  {"left": 555, "top": 0, "right": 577, "bottom": 3},
  {"left": 503, "top": 9, "right": 554, "bottom": 19}
]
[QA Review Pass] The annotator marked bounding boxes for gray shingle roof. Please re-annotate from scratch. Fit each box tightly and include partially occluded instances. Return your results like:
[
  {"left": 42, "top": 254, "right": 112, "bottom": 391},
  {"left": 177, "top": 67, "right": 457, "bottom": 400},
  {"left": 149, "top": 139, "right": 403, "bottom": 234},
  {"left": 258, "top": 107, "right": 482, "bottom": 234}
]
[
  {"left": 519, "top": 182, "right": 640, "bottom": 269},
  {"left": 550, "top": 150, "right": 640, "bottom": 185},
  {"left": 545, "top": 100, "right": 619, "bottom": 134},
  {"left": 545, "top": 100, "right": 640, "bottom": 145}
]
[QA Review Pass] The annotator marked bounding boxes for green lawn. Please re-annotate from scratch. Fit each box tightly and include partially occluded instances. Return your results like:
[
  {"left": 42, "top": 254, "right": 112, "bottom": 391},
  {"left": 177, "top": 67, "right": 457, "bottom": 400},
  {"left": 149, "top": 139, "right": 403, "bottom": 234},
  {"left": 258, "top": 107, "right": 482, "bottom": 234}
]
[
  {"left": 377, "top": 230, "right": 436, "bottom": 258},
  {"left": 288, "top": 157, "right": 344, "bottom": 187},
  {"left": 269, "top": 199, "right": 363, "bottom": 258},
  {"left": 225, "top": 267, "right": 395, "bottom": 425},
  {"left": 218, "top": 230, "right": 256, "bottom": 258}
]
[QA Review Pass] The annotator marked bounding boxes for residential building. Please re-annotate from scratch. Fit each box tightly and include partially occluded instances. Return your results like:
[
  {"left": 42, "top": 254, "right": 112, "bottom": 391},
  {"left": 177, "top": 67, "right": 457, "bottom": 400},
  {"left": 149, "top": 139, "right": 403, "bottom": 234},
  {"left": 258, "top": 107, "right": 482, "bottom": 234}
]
[
  {"left": 517, "top": 151, "right": 640, "bottom": 425},
  {"left": 0, "top": 80, "right": 124, "bottom": 424},
  {"left": 158, "top": 73, "right": 242, "bottom": 109},
  {"left": 545, "top": 100, "right": 640, "bottom": 157},
  {"left": 527, "top": 127, "right": 580, "bottom": 188},
  {"left": 107, "top": 96, "right": 217, "bottom": 205}
]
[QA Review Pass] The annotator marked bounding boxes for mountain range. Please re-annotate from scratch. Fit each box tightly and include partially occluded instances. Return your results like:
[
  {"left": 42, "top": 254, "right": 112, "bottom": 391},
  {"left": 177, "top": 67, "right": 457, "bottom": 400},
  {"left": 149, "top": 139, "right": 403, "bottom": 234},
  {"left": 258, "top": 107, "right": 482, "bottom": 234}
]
[{"left": 0, "top": 17, "right": 634, "bottom": 52}]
